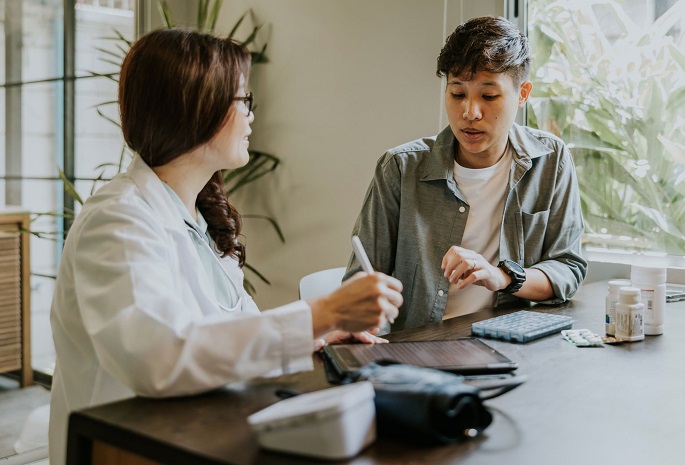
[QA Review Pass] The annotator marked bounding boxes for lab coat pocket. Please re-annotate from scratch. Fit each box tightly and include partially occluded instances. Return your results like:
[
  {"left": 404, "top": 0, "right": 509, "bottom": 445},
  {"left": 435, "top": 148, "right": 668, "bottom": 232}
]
[{"left": 521, "top": 209, "right": 550, "bottom": 267}]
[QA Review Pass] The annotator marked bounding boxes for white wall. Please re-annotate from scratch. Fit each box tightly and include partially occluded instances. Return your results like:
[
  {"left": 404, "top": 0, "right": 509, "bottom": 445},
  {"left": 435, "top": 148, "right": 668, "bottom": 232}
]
[{"left": 199, "top": 0, "right": 504, "bottom": 308}]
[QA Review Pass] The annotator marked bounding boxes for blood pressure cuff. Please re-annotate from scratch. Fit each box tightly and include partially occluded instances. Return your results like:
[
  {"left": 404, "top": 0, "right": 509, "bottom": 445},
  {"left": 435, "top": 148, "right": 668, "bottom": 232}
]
[{"left": 344, "top": 362, "right": 493, "bottom": 445}]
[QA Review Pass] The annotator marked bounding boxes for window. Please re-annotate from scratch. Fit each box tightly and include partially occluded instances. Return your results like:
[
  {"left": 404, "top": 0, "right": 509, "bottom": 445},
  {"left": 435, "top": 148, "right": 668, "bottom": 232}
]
[
  {"left": 0, "top": 0, "right": 134, "bottom": 376},
  {"left": 526, "top": 0, "right": 685, "bottom": 258}
]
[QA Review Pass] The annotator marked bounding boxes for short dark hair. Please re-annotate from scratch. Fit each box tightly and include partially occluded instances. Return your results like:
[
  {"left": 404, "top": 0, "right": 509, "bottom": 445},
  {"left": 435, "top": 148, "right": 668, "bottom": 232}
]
[
  {"left": 119, "top": 28, "right": 251, "bottom": 264},
  {"left": 436, "top": 16, "right": 530, "bottom": 85}
]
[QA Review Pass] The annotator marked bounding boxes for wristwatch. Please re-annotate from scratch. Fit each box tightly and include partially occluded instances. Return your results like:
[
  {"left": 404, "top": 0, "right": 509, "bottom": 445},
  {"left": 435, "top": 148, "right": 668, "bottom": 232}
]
[{"left": 497, "top": 259, "right": 526, "bottom": 294}]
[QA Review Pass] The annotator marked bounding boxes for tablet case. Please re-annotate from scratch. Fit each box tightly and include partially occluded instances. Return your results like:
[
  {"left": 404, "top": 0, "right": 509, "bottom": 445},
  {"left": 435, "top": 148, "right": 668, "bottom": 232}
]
[{"left": 322, "top": 338, "right": 517, "bottom": 377}]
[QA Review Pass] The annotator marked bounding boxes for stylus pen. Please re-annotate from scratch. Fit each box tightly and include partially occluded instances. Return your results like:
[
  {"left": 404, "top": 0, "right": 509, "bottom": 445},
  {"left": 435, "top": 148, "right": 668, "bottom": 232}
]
[
  {"left": 352, "top": 235, "right": 395, "bottom": 324},
  {"left": 352, "top": 235, "right": 374, "bottom": 274}
]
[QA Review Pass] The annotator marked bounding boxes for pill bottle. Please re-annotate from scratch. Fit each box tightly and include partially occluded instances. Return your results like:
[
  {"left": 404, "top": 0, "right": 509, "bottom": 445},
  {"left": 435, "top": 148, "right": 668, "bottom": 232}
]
[
  {"left": 615, "top": 287, "right": 644, "bottom": 342},
  {"left": 605, "top": 279, "right": 631, "bottom": 336},
  {"left": 630, "top": 265, "right": 666, "bottom": 335}
]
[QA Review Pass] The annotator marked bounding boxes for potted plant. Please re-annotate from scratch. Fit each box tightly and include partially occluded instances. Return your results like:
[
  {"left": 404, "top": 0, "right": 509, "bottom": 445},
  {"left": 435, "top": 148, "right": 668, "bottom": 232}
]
[{"left": 28, "top": 0, "right": 284, "bottom": 294}]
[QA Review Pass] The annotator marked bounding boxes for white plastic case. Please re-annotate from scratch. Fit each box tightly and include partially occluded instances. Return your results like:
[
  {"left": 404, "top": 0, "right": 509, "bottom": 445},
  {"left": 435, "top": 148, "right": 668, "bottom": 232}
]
[{"left": 247, "top": 381, "right": 376, "bottom": 459}]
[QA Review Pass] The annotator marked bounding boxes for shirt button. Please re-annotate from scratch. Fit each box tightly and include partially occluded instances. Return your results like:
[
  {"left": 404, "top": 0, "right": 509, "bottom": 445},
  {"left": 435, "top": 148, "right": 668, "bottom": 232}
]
[
  {"left": 459, "top": 206, "right": 466, "bottom": 213},
  {"left": 438, "top": 290, "right": 444, "bottom": 297}
]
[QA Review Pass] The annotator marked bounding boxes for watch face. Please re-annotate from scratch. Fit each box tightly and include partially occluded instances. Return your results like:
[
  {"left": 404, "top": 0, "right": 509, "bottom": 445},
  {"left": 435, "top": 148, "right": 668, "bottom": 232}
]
[{"left": 505, "top": 260, "right": 524, "bottom": 275}]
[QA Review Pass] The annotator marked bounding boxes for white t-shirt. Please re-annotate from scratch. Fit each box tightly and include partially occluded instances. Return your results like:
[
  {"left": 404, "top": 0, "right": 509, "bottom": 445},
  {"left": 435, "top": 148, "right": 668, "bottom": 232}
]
[{"left": 443, "top": 146, "right": 512, "bottom": 319}]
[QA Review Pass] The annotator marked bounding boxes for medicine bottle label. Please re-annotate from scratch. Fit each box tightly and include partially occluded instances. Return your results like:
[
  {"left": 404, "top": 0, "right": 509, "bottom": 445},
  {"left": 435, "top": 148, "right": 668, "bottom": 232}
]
[
  {"left": 641, "top": 289, "right": 654, "bottom": 320},
  {"left": 616, "top": 311, "right": 643, "bottom": 339},
  {"left": 606, "top": 301, "right": 618, "bottom": 335}
]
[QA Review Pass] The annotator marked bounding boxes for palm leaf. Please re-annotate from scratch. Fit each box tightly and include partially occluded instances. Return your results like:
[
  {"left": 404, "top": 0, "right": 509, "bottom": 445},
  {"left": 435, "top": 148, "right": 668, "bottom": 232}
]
[
  {"left": 243, "top": 276, "right": 256, "bottom": 296},
  {"left": 117, "top": 145, "right": 130, "bottom": 172},
  {"left": 94, "top": 100, "right": 118, "bottom": 107},
  {"left": 158, "top": 1, "right": 175, "bottom": 27},
  {"left": 224, "top": 151, "right": 279, "bottom": 195},
  {"left": 251, "top": 43, "right": 269, "bottom": 64},
  {"left": 241, "top": 25, "right": 262, "bottom": 48},
  {"left": 84, "top": 71, "right": 119, "bottom": 83},
  {"left": 198, "top": 0, "right": 209, "bottom": 30},
  {"left": 96, "top": 107, "right": 121, "bottom": 128},
  {"left": 243, "top": 262, "right": 271, "bottom": 285},
  {"left": 112, "top": 29, "right": 133, "bottom": 47},
  {"left": 93, "top": 162, "right": 119, "bottom": 171},
  {"left": 94, "top": 46, "right": 125, "bottom": 60},
  {"left": 97, "top": 58, "right": 125, "bottom": 69},
  {"left": 31, "top": 210, "right": 75, "bottom": 220},
  {"left": 227, "top": 12, "right": 247, "bottom": 39},
  {"left": 242, "top": 214, "right": 285, "bottom": 242},
  {"left": 57, "top": 167, "right": 84, "bottom": 206},
  {"left": 207, "top": 0, "right": 224, "bottom": 32}
]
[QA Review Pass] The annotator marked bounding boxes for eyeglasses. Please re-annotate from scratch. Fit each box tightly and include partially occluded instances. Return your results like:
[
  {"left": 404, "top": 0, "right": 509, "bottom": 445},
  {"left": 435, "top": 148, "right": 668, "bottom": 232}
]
[{"left": 235, "top": 92, "right": 253, "bottom": 116}]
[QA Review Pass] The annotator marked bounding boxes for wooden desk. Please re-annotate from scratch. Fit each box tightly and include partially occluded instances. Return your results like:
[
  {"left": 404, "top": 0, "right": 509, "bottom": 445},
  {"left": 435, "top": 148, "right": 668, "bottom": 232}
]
[{"left": 66, "top": 281, "right": 685, "bottom": 465}]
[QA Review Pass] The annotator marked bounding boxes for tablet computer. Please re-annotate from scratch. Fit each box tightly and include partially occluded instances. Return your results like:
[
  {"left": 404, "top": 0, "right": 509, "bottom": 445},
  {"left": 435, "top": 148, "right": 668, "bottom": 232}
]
[{"left": 322, "top": 337, "right": 518, "bottom": 376}]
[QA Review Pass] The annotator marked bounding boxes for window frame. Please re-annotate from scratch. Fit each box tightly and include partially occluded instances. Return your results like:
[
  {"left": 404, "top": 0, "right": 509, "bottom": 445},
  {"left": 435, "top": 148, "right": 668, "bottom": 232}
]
[{"left": 0, "top": 0, "right": 145, "bottom": 381}]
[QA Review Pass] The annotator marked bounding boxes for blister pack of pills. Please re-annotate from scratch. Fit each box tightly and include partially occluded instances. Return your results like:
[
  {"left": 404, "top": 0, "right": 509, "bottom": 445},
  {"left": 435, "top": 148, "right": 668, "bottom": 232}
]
[{"left": 561, "top": 329, "right": 603, "bottom": 347}]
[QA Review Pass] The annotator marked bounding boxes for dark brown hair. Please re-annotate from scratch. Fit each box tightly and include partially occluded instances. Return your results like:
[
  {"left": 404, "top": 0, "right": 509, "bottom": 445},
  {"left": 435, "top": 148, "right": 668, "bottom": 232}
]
[
  {"left": 119, "top": 28, "right": 250, "bottom": 265},
  {"left": 437, "top": 16, "right": 530, "bottom": 85}
]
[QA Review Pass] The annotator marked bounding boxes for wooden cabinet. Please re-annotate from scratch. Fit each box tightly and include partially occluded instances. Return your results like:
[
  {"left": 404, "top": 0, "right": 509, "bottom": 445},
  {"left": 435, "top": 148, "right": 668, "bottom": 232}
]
[{"left": 0, "top": 210, "right": 31, "bottom": 387}]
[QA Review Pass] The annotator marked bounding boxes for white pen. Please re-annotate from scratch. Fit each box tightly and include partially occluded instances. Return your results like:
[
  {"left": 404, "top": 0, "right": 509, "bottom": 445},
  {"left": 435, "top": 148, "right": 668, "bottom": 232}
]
[
  {"left": 351, "top": 235, "right": 395, "bottom": 324},
  {"left": 352, "top": 235, "right": 374, "bottom": 274}
]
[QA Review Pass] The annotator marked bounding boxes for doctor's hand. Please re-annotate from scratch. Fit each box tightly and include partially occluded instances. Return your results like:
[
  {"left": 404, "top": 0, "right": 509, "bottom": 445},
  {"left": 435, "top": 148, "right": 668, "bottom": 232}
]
[
  {"left": 314, "top": 328, "right": 387, "bottom": 352},
  {"left": 308, "top": 272, "right": 403, "bottom": 338},
  {"left": 441, "top": 246, "right": 509, "bottom": 292}
]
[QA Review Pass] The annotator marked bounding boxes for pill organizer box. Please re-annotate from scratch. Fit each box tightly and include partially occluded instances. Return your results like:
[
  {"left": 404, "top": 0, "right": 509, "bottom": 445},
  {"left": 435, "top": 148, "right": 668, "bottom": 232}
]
[
  {"left": 247, "top": 381, "right": 376, "bottom": 460},
  {"left": 472, "top": 310, "right": 574, "bottom": 343}
]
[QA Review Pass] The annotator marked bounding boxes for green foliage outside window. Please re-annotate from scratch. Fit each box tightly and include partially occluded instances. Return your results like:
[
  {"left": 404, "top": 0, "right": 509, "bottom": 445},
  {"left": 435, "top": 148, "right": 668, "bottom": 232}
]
[{"left": 528, "top": 0, "right": 685, "bottom": 254}]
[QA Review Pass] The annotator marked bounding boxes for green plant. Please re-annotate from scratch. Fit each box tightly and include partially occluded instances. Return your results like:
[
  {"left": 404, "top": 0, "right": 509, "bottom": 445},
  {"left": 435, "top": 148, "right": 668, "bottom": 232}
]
[
  {"left": 26, "top": 0, "right": 284, "bottom": 293},
  {"left": 157, "top": 0, "right": 283, "bottom": 294},
  {"left": 528, "top": 0, "right": 685, "bottom": 254}
]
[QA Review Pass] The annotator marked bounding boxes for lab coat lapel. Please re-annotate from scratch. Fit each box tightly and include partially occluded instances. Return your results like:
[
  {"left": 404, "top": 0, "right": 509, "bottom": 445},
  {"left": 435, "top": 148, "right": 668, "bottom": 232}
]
[
  {"left": 125, "top": 155, "right": 187, "bottom": 234},
  {"left": 124, "top": 155, "right": 227, "bottom": 316}
]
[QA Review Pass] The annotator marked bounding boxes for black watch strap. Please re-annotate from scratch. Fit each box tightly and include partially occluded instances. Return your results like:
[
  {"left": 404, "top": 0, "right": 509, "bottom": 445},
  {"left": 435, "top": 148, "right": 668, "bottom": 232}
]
[{"left": 497, "top": 259, "right": 526, "bottom": 294}]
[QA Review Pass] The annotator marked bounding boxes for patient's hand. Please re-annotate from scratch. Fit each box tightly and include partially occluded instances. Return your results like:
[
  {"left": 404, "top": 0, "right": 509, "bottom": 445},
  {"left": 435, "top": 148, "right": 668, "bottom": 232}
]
[{"left": 441, "top": 245, "right": 509, "bottom": 291}]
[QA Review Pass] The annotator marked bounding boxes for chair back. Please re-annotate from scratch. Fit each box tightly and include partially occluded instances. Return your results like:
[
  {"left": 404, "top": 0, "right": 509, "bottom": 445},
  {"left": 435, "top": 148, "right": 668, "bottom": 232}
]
[{"left": 299, "top": 267, "right": 346, "bottom": 300}]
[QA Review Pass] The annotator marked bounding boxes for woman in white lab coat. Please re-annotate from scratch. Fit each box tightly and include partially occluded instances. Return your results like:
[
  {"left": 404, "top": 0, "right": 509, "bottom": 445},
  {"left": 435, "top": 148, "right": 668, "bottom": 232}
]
[{"left": 48, "top": 28, "right": 403, "bottom": 465}]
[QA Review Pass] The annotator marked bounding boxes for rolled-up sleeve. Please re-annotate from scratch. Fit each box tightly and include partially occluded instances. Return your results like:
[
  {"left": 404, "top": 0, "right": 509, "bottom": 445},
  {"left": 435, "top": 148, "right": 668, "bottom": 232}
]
[{"left": 531, "top": 146, "right": 587, "bottom": 303}]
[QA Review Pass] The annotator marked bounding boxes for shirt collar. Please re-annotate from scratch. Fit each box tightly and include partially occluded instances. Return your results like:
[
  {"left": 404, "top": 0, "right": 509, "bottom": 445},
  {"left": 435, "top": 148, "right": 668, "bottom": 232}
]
[
  {"left": 419, "top": 123, "right": 554, "bottom": 182},
  {"left": 161, "top": 182, "right": 209, "bottom": 237},
  {"left": 419, "top": 125, "right": 457, "bottom": 182}
]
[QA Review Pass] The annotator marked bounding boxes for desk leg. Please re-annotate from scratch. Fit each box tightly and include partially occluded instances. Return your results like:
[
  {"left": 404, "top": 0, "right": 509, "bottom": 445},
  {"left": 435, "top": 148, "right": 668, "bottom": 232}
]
[
  {"left": 20, "top": 213, "right": 32, "bottom": 388},
  {"left": 19, "top": 304, "right": 32, "bottom": 387}
]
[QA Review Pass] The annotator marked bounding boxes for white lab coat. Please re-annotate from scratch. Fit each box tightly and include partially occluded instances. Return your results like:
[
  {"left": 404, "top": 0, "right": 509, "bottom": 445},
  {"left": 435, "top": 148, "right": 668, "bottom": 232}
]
[{"left": 48, "top": 155, "right": 314, "bottom": 465}]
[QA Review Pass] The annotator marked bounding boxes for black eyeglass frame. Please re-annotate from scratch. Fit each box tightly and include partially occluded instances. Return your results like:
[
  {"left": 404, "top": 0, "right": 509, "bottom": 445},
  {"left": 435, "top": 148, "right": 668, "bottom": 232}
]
[{"left": 235, "top": 92, "right": 253, "bottom": 115}]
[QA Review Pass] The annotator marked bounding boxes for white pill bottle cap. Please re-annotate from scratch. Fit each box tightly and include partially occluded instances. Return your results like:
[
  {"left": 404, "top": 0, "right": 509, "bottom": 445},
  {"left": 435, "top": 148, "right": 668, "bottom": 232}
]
[
  {"left": 608, "top": 279, "right": 631, "bottom": 295},
  {"left": 618, "top": 286, "right": 641, "bottom": 305},
  {"left": 630, "top": 265, "right": 666, "bottom": 284}
]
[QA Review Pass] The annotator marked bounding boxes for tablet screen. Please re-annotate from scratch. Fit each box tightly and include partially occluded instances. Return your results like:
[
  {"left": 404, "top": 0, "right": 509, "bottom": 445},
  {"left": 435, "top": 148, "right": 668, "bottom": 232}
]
[{"left": 323, "top": 337, "right": 517, "bottom": 375}]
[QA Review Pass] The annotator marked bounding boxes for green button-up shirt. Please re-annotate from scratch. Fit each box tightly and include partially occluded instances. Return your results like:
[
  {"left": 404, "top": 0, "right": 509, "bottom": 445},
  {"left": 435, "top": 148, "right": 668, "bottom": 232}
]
[{"left": 345, "top": 124, "right": 587, "bottom": 332}]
